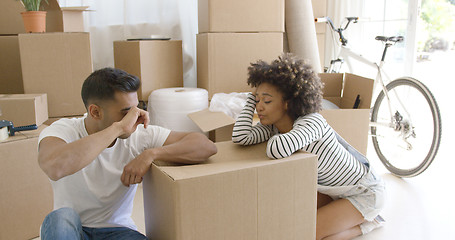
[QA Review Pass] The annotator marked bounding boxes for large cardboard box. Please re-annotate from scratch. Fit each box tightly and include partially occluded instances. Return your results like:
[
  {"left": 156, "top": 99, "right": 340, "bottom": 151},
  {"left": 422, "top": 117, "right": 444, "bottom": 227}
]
[
  {"left": 0, "top": 0, "right": 87, "bottom": 34},
  {"left": 0, "top": 125, "right": 53, "bottom": 240},
  {"left": 114, "top": 40, "right": 183, "bottom": 101},
  {"left": 197, "top": 33, "right": 283, "bottom": 98},
  {"left": 0, "top": 35, "right": 24, "bottom": 94},
  {"left": 19, "top": 32, "right": 92, "bottom": 117},
  {"left": 143, "top": 141, "right": 318, "bottom": 240},
  {"left": 198, "top": 0, "right": 285, "bottom": 33},
  {"left": 0, "top": 94, "right": 48, "bottom": 127},
  {"left": 320, "top": 73, "right": 374, "bottom": 155}
]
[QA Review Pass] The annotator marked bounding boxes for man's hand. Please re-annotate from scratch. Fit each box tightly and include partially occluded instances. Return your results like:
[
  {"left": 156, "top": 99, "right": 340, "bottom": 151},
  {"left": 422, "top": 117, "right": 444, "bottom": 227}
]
[
  {"left": 121, "top": 150, "right": 153, "bottom": 187},
  {"left": 117, "top": 107, "right": 150, "bottom": 137}
]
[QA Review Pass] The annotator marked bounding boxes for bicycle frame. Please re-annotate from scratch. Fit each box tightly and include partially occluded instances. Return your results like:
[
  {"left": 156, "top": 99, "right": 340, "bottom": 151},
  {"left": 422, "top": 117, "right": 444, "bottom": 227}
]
[{"left": 329, "top": 36, "right": 415, "bottom": 132}]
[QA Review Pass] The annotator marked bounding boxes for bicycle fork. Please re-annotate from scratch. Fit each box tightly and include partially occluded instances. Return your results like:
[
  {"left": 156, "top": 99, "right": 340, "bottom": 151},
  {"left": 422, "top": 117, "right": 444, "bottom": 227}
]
[{"left": 370, "top": 64, "right": 416, "bottom": 151}]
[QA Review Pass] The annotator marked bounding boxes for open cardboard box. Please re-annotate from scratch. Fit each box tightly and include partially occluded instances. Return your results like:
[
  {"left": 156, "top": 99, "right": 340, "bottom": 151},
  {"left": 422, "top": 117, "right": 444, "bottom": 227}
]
[
  {"left": 319, "top": 73, "right": 374, "bottom": 155},
  {"left": 143, "top": 141, "right": 317, "bottom": 240},
  {"left": 0, "top": 125, "right": 53, "bottom": 240},
  {"left": 0, "top": 0, "right": 88, "bottom": 34},
  {"left": 0, "top": 94, "right": 48, "bottom": 127}
]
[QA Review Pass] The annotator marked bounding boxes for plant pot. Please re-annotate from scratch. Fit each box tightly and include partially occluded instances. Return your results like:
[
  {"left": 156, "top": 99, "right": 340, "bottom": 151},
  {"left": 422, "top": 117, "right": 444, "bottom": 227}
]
[{"left": 21, "top": 11, "right": 47, "bottom": 33}]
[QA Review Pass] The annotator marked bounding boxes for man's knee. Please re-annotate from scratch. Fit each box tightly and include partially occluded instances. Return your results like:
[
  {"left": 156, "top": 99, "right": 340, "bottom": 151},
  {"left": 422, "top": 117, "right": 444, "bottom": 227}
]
[
  {"left": 41, "top": 207, "right": 82, "bottom": 239},
  {"left": 43, "top": 207, "right": 80, "bottom": 225}
]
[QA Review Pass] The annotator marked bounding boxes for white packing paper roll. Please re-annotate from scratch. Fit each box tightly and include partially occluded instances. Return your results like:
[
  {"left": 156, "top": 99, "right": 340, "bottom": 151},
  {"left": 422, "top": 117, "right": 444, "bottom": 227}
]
[{"left": 148, "top": 88, "right": 208, "bottom": 132}]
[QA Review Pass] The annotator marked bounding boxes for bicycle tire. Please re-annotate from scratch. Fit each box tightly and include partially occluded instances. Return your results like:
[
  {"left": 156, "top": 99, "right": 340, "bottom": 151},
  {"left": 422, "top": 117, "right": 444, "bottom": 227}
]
[{"left": 371, "top": 77, "right": 441, "bottom": 177}]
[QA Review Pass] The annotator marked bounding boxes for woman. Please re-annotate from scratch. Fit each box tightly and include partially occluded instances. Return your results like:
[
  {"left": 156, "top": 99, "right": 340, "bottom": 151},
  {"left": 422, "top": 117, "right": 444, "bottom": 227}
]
[{"left": 232, "top": 53, "right": 385, "bottom": 240}]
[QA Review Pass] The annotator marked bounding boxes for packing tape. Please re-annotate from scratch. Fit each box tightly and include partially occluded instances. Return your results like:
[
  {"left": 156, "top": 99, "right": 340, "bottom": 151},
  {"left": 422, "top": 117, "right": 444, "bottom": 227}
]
[
  {"left": 148, "top": 88, "right": 208, "bottom": 132},
  {"left": 0, "top": 127, "right": 8, "bottom": 141}
]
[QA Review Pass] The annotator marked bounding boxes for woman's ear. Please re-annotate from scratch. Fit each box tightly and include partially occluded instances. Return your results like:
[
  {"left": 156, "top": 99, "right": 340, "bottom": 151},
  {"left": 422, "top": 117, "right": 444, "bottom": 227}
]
[{"left": 88, "top": 104, "right": 102, "bottom": 120}]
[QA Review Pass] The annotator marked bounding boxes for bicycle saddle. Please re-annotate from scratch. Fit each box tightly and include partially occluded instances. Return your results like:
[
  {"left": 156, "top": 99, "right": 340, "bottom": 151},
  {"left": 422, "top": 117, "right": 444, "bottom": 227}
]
[{"left": 375, "top": 36, "right": 404, "bottom": 43}]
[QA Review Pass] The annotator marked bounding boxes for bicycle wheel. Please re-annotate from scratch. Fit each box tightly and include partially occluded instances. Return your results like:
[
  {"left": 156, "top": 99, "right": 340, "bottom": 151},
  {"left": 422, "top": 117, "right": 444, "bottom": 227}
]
[{"left": 371, "top": 77, "right": 442, "bottom": 177}]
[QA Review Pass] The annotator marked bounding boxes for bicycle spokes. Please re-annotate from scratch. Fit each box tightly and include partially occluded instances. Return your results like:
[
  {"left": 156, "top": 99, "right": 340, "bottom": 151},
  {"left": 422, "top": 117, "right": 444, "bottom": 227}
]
[{"left": 371, "top": 78, "right": 441, "bottom": 177}]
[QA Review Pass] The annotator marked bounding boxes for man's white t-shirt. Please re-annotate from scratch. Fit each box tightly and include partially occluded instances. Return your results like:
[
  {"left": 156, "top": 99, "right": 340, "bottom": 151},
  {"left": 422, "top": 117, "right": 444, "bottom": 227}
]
[{"left": 38, "top": 116, "right": 171, "bottom": 230}]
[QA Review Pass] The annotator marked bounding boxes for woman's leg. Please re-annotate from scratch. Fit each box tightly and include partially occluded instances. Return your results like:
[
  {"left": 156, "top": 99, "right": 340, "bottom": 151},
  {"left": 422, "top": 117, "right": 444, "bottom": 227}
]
[
  {"left": 317, "top": 192, "right": 333, "bottom": 209},
  {"left": 316, "top": 198, "right": 364, "bottom": 240}
]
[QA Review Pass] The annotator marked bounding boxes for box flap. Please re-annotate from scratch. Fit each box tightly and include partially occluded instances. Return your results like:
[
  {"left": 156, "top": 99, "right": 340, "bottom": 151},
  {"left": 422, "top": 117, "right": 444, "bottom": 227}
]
[
  {"left": 319, "top": 73, "right": 343, "bottom": 98},
  {"left": 343, "top": 73, "right": 374, "bottom": 109},
  {"left": 187, "top": 108, "right": 235, "bottom": 132}
]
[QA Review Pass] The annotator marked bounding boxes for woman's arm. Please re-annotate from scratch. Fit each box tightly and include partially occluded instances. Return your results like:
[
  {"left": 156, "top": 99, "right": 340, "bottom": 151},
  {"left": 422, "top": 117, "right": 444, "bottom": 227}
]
[
  {"left": 266, "top": 114, "right": 327, "bottom": 159},
  {"left": 232, "top": 92, "right": 272, "bottom": 145}
]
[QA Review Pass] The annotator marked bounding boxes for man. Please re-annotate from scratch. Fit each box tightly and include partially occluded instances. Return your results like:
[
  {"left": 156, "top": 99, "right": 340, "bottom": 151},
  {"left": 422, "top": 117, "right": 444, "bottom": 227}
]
[{"left": 38, "top": 68, "right": 217, "bottom": 239}]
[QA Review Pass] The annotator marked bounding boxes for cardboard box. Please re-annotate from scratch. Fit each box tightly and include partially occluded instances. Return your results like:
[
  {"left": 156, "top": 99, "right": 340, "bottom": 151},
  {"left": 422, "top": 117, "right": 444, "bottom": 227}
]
[
  {"left": 0, "top": 35, "right": 24, "bottom": 94},
  {"left": 114, "top": 40, "right": 183, "bottom": 101},
  {"left": 19, "top": 32, "right": 92, "bottom": 117},
  {"left": 0, "top": 94, "right": 48, "bottom": 127},
  {"left": 197, "top": 33, "right": 283, "bottom": 98},
  {"left": 143, "top": 141, "right": 318, "bottom": 240},
  {"left": 320, "top": 73, "right": 374, "bottom": 155},
  {"left": 198, "top": 0, "right": 285, "bottom": 33},
  {"left": 0, "top": 0, "right": 87, "bottom": 34},
  {"left": 0, "top": 125, "right": 53, "bottom": 240}
]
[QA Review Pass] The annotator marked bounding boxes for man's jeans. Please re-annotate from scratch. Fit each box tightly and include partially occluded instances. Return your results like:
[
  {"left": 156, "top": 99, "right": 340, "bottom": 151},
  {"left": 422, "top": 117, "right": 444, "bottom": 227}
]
[{"left": 41, "top": 208, "right": 148, "bottom": 240}]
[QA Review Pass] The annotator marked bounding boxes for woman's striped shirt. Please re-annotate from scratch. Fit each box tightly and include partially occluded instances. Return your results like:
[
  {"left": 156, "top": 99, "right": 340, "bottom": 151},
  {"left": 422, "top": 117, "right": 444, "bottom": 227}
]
[{"left": 232, "top": 94, "right": 367, "bottom": 186}]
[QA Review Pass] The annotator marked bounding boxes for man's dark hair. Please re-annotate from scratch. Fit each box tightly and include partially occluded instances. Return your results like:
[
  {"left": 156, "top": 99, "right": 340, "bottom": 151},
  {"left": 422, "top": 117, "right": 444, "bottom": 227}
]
[
  {"left": 81, "top": 68, "right": 141, "bottom": 108},
  {"left": 247, "top": 53, "right": 323, "bottom": 120}
]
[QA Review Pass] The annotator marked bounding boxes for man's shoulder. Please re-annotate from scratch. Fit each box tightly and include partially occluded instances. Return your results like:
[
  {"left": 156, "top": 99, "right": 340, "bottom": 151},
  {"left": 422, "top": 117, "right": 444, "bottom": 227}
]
[
  {"left": 49, "top": 116, "right": 85, "bottom": 130},
  {"left": 39, "top": 116, "right": 86, "bottom": 143}
]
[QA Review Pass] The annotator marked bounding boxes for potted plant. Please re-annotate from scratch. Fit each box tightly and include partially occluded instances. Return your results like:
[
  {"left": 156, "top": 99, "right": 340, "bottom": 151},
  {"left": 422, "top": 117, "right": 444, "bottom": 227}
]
[{"left": 18, "top": 0, "right": 49, "bottom": 33}]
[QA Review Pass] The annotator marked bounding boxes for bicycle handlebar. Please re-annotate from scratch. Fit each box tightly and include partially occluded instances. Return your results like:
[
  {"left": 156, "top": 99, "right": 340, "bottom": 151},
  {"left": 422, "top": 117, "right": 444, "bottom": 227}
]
[{"left": 315, "top": 16, "right": 359, "bottom": 46}]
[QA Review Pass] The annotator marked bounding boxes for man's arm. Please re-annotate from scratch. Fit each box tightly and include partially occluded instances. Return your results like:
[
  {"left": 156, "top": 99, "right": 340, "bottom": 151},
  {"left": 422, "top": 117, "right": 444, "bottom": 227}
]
[
  {"left": 121, "top": 131, "right": 217, "bottom": 186},
  {"left": 38, "top": 107, "right": 149, "bottom": 181}
]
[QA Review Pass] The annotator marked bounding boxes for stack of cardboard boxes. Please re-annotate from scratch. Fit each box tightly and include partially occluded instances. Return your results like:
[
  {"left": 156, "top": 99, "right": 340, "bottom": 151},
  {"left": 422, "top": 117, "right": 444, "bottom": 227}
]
[
  {"left": 0, "top": 0, "right": 92, "bottom": 239},
  {"left": 190, "top": 0, "right": 285, "bottom": 142},
  {"left": 197, "top": 0, "right": 285, "bottom": 98}
]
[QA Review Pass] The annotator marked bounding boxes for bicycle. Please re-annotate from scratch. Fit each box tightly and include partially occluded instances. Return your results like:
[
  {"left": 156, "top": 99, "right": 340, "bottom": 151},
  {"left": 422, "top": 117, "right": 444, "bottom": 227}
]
[{"left": 315, "top": 16, "right": 442, "bottom": 177}]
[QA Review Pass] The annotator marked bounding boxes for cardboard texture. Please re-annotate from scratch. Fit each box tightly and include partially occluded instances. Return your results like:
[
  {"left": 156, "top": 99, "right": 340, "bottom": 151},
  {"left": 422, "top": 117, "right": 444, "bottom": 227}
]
[
  {"left": 319, "top": 73, "right": 374, "bottom": 155},
  {"left": 0, "top": 94, "right": 48, "bottom": 127},
  {"left": 187, "top": 108, "right": 235, "bottom": 142},
  {"left": 143, "top": 141, "right": 317, "bottom": 240},
  {"left": 198, "top": 0, "right": 285, "bottom": 33},
  {"left": 0, "top": 125, "right": 53, "bottom": 240},
  {"left": 19, "top": 32, "right": 92, "bottom": 117},
  {"left": 188, "top": 109, "right": 261, "bottom": 142},
  {"left": 114, "top": 40, "right": 183, "bottom": 101},
  {"left": 0, "top": 35, "right": 24, "bottom": 94},
  {"left": 197, "top": 33, "right": 283, "bottom": 98},
  {"left": 0, "top": 0, "right": 86, "bottom": 34}
]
